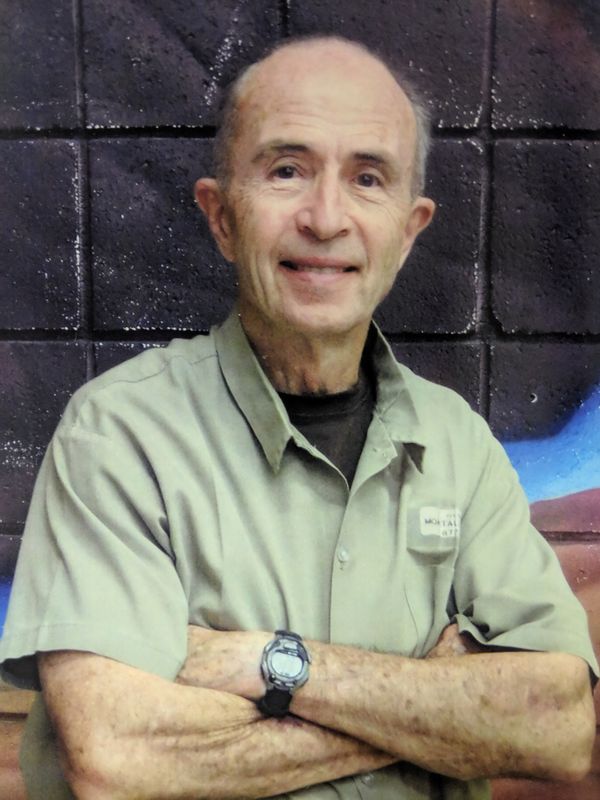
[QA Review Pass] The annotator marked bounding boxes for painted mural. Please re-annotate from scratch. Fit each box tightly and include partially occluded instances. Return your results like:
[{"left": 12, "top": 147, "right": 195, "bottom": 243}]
[
  {"left": 0, "top": 536, "right": 20, "bottom": 638},
  {"left": 502, "top": 383, "right": 600, "bottom": 534}
]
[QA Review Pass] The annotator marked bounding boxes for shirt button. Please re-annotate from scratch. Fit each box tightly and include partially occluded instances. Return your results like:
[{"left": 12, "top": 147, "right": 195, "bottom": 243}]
[
  {"left": 337, "top": 547, "right": 350, "bottom": 563},
  {"left": 360, "top": 772, "right": 374, "bottom": 785}
]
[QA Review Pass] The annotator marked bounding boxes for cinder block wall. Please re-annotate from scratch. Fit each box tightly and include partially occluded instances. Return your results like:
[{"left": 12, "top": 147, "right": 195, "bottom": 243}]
[{"left": 0, "top": 1, "right": 599, "bottom": 798}]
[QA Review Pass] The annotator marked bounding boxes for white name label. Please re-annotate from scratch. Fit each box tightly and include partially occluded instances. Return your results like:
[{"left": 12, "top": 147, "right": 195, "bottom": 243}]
[{"left": 419, "top": 507, "right": 461, "bottom": 538}]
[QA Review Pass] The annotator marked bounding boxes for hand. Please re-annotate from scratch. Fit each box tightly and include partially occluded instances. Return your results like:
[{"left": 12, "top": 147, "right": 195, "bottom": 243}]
[
  {"left": 426, "top": 623, "right": 487, "bottom": 659},
  {"left": 176, "top": 627, "right": 271, "bottom": 700}
]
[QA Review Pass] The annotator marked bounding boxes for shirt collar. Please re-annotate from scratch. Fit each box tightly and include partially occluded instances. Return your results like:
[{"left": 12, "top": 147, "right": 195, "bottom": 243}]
[
  {"left": 368, "top": 323, "right": 427, "bottom": 471},
  {"left": 213, "top": 310, "right": 426, "bottom": 473},
  {"left": 214, "top": 310, "right": 294, "bottom": 471}
]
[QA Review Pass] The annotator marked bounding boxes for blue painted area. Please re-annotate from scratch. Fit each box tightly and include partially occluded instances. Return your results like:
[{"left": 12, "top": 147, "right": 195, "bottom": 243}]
[
  {"left": 502, "top": 383, "right": 600, "bottom": 503},
  {"left": 0, "top": 580, "right": 12, "bottom": 638}
]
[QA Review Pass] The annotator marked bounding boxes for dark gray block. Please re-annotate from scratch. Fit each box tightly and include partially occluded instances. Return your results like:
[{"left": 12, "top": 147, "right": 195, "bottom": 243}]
[
  {"left": 491, "top": 141, "right": 600, "bottom": 334},
  {"left": 0, "top": 343, "right": 87, "bottom": 526},
  {"left": 493, "top": 0, "right": 600, "bottom": 129},
  {"left": 83, "top": 0, "right": 280, "bottom": 128},
  {"left": 489, "top": 342, "right": 600, "bottom": 440},
  {"left": 0, "top": 140, "right": 80, "bottom": 330},
  {"left": 94, "top": 341, "right": 167, "bottom": 375},
  {"left": 391, "top": 341, "right": 482, "bottom": 412},
  {"left": 288, "top": 0, "right": 490, "bottom": 128},
  {"left": 0, "top": 0, "right": 78, "bottom": 129},
  {"left": 375, "top": 139, "right": 482, "bottom": 334},
  {"left": 90, "top": 138, "right": 236, "bottom": 331}
]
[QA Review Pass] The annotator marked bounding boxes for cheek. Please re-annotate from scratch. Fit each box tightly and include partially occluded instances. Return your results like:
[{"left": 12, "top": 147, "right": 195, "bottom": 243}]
[
  {"left": 236, "top": 198, "right": 289, "bottom": 254},
  {"left": 232, "top": 215, "right": 289, "bottom": 295},
  {"left": 367, "top": 217, "right": 406, "bottom": 268}
]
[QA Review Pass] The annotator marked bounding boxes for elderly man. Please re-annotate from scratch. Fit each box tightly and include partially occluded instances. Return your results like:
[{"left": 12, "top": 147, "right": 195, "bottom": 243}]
[{"left": 0, "top": 36, "right": 597, "bottom": 800}]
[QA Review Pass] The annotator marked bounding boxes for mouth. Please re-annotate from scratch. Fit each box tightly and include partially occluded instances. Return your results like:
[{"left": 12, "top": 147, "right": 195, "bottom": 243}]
[{"left": 279, "top": 259, "right": 358, "bottom": 274}]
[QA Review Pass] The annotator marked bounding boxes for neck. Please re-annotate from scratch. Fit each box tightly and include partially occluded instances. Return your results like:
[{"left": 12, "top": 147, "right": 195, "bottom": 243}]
[{"left": 239, "top": 309, "right": 369, "bottom": 396}]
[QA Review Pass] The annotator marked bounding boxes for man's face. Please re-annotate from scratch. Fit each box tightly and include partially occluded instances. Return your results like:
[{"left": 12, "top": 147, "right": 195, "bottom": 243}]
[{"left": 198, "top": 43, "right": 434, "bottom": 342}]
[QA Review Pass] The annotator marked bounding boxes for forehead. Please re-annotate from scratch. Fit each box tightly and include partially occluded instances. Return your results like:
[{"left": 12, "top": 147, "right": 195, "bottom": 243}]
[{"left": 234, "top": 44, "right": 416, "bottom": 161}]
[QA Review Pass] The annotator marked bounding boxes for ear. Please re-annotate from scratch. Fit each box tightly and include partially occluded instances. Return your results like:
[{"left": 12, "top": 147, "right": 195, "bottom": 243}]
[
  {"left": 194, "top": 178, "right": 236, "bottom": 262},
  {"left": 399, "top": 196, "right": 436, "bottom": 264}
]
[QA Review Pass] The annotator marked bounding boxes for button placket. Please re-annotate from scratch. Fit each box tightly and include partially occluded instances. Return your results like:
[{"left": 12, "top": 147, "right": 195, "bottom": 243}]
[{"left": 329, "top": 429, "right": 400, "bottom": 645}]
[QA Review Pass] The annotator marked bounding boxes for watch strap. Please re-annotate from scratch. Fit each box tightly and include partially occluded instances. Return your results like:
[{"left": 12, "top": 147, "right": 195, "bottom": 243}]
[
  {"left": 275, "top": 628, "right": 300, "bottom": 639},
  {"left": 257, "top": 686, "right": 292, "bottom": 718}
]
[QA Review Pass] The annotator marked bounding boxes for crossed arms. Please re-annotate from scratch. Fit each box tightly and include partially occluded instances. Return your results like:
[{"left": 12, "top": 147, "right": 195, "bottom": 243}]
[{"left": 39, "top": 624, "right": 595, "bottom": 800}]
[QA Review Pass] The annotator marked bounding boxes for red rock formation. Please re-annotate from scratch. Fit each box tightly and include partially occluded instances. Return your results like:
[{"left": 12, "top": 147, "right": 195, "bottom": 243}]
[{"left": 530, "top": 488, "right": 600, "bottom": 534}]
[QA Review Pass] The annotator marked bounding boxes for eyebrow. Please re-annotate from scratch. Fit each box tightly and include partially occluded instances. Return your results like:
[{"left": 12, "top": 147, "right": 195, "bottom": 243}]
[
  {"left": 354, "top": 151, "right": 390, "bottom": 168},
  {"left": 251, "top": 142, "right": 309, "bottom": 164},
  {"left": 352, "top": 151, "right": 402, "bottom": 178}
]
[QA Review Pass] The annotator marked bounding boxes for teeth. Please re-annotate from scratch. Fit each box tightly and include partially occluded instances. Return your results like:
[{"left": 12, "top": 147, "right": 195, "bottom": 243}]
[
  {"left": 280, "top": 261, "right": 353, "bottom": 274},
  {"left": 300, "top": 266, "right": 340, "bottom": 274}
]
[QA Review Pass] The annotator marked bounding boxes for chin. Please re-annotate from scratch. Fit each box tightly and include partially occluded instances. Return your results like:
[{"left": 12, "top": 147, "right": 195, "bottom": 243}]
[{"left": 281, "top": 306, "right": 366, "bottom": 339}]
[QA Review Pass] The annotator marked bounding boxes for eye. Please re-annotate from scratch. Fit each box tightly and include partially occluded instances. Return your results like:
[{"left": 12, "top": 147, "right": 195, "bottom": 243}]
[
  {"left": 355, "top": 172, "right": 382, "bottom": 188},
  {"left": 272, "top": 164, "right": 298, "bottom": 179}
]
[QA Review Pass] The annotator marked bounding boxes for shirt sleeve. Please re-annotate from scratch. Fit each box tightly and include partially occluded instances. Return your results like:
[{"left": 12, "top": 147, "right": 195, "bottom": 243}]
[
  {"left": 0, "top": 419, "right": 189, "bottom": 690},
  {"left": 452, "top": 413, "right": 599, "bottom": 678}
]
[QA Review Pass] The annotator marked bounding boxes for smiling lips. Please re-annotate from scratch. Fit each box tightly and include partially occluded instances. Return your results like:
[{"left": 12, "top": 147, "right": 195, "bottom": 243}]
[{"left": 280, "top": 258, "right": 357, "bottom": 274}]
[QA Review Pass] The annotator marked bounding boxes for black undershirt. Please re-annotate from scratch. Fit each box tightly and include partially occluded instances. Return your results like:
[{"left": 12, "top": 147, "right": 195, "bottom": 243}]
[{"left": 279, "top": 369, "right": 376, "bottom": 486}]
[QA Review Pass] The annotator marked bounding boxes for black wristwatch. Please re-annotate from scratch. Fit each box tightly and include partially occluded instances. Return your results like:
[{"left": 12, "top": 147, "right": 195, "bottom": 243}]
[{"left": 257, "top": 630, "right": 311, "bottom": 717}]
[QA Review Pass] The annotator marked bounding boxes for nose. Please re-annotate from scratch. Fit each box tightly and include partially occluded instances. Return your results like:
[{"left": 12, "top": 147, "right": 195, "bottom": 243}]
[{"left": 295, "top": 173, "right": 350, "bottom": 241}]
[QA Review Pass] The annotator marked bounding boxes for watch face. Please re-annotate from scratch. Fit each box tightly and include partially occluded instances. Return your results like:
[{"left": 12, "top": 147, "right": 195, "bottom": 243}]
[{"left": 271, "top": 651, "right": 303, "bottom": 678}]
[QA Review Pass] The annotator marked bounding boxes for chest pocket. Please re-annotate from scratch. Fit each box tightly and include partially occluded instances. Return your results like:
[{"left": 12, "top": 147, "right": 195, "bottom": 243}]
[{"left": 404, "top": 506, "right": 460, "bottom": 657}]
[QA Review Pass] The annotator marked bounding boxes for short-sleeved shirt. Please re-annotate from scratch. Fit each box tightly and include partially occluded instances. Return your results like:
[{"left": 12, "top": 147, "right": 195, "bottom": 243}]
[{"left": 0, "top": 310, "right": 597, "bottom": 800}]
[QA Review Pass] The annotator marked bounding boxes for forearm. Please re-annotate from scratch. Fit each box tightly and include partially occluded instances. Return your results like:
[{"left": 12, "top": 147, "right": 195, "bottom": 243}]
[
  {"left": 40, "top": 652, "right": 394, "bottom": 800},
  {"left": 291, "top": 642, "right": 595, "bottom": 782}
]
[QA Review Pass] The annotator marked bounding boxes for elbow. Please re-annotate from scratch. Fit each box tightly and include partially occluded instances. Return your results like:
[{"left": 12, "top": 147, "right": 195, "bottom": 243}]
[
  {"left": 544, "top": 726, "right": 595, "bottom": 784},
  {"left": 63, "top": 764, "right": 113, "bottom": 800},
  {"left": 533, "top": 690, "right": 596, "bottom": 783},
  {"left": 529, "top": 657, "right": 597, "bottom": 784},
  {"left": 67, "top": 779, "right": 113, "bottom": 800},
  {"left": 557, "top": 760, "right": 593, "bottom": 785},
  {"left": 57, "top": 731, "right": 129, "bottom": 800},
  {"left": 542, "top": 750, "right": 593, "bottom": 784}
]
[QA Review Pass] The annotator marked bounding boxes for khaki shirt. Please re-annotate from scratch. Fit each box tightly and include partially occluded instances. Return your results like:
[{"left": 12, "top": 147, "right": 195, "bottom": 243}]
[{"left": 0, "top": 311, "right": 597, "bottom": 799}]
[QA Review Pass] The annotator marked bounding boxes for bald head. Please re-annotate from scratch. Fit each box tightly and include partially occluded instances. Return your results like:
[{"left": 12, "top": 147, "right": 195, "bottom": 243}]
[{"left": 214, "top": 36, "right": 431, "bottom": 198}]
